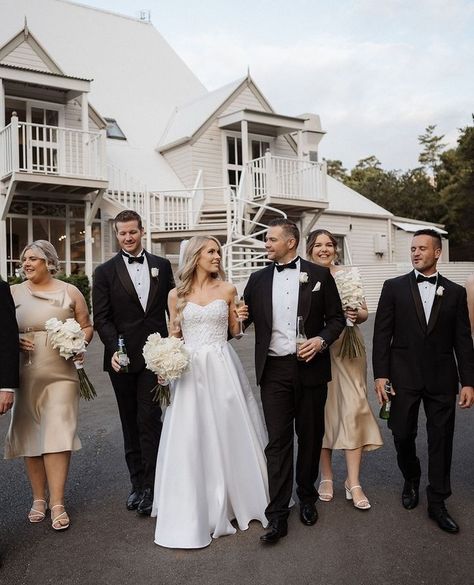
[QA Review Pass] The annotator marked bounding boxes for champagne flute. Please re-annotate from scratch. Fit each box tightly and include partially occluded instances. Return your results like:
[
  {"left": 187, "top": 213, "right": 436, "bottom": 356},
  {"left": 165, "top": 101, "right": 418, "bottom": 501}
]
[
  {"left": 234, "top": 295, "right": 247, "bottom": 338},
  {"left": 23, "top": 327, "right": 34, "bottom": 366}
]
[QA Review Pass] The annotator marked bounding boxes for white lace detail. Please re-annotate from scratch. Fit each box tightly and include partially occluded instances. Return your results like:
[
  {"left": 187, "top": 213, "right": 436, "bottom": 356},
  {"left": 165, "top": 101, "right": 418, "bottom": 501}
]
[{"left": 181, "top": 299, "right": 229, "bottom": 351}]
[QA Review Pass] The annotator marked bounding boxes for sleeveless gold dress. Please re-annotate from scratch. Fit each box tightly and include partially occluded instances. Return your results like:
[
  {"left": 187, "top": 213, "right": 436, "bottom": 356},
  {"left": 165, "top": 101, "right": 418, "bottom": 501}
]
[{"left": 4, "top": 282, "right": 81, "bottom": 459}]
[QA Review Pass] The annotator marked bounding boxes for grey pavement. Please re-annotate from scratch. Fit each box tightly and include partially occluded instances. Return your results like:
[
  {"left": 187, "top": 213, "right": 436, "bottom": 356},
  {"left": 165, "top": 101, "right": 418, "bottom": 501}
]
[{"left": 1, "top": 316, "right": 473, "bottom": 585}]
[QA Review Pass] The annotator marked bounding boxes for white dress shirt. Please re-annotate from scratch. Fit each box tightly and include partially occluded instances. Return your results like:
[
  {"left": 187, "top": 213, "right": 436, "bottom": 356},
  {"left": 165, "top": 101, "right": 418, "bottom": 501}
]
[
  {"left": 415, "top": 269, "right": 438, "bottom": 323},
  {"left": 268, "top": 258, "right": 300, "bottom": 356},
  {"left": 122, "top": 249, "right": 150, "bottom": 311}
]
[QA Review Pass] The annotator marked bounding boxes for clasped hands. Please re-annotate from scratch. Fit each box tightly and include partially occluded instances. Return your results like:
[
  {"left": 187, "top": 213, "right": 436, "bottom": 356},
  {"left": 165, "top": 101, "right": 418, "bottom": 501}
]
[{"left": 374, "top": 378, "right": 474, "bottom": 409}]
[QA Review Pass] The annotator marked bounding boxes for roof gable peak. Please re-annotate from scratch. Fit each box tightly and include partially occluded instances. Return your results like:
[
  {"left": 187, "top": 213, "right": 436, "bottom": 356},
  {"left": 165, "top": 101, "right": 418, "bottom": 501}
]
[{"left": 0, "top": 23, "right": 64, "bottom": 75}]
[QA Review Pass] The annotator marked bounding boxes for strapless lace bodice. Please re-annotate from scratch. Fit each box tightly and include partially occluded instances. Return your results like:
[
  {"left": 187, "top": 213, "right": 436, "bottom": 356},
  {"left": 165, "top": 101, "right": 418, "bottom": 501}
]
[{"left": 181, "top": 299, "right": 229, "bottom": 351}]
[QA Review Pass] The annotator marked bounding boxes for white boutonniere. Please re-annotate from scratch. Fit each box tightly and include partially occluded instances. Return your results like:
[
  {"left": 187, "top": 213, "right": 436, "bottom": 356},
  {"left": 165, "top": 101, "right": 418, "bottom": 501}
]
[
  {"left": 312, "top": 281, "right": 321, "bottom": 292},
  {"left": 151, "top": 267, "right": 159, "bottom": 279},
  {"left": 299, "top": 272, "right": 309, "bottom": 284},
  {"left": 436, "top": 285, "right": 444, "bottom": 296}
]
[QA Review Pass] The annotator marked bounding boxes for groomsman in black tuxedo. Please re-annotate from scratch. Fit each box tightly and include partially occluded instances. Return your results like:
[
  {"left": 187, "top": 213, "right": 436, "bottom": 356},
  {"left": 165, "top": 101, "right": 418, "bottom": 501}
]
[
  {"left": 0, "top": 280, "right": 19, "bottom": 566},
  {"left": 373, "top": 229, "right": 474, "bottom": 533},
  {"left": 93, "top": 210, "right": 174, "bottom": 516},
  {"left": 244, "top": 218, "right": 345, "bottom": 543}
]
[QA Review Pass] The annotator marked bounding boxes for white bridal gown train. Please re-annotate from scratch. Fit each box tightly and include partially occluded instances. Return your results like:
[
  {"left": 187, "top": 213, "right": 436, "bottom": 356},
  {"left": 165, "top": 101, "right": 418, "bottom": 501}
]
[{"left": 151, "top": 299, "right": 269, "bottom": 549}]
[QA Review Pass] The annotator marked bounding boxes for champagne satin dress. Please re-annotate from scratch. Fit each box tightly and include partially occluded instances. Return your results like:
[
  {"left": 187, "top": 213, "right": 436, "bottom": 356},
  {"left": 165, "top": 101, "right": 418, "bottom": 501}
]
[
  {"left": 4, "top": 282, "right": 81, "bottom": 459},
  {"left": 322, "top": 276, "right": 383, "bottom": 452}
]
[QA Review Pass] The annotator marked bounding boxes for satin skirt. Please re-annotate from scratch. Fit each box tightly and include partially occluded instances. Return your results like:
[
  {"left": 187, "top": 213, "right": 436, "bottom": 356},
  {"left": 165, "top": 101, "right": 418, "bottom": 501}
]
[
  {"left": 322, "top": 327, "right": 383, "bottom": 451},
  {"left": 152, "top": 341, "right": 269, "bottom": 549}
]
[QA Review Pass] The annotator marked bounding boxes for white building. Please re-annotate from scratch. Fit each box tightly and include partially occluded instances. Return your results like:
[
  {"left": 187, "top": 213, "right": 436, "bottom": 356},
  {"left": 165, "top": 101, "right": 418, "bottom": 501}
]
[{"left": 0, "top": 0, "right": 453, "bottom": 289}]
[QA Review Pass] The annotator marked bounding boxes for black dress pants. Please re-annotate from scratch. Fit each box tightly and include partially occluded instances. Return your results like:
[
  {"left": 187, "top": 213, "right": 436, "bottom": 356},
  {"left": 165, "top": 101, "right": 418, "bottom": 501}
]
[
  {"left": 260, "top": 355, "right": 327, "bottom": 522},
  {"left": 109, "top": 368, "right": 162, "bottom": 490},
  {"left": 388, "top": 386, "right": 456, "bottom": 504}
]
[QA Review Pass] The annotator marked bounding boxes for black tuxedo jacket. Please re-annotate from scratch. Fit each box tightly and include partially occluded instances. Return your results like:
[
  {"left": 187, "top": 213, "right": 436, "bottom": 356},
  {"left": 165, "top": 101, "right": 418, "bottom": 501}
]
[
  {"left": 92, "top": 251, "right": 174, "bottom": 373},
  {"left": 373, "top": 271, "right": 474, "bottom": 394},
  {"left": 0, "top": 281, "right": 19, "bottom": 388},
  {"left": 244, "top": 258, "right": 345, "bottom": 386}
]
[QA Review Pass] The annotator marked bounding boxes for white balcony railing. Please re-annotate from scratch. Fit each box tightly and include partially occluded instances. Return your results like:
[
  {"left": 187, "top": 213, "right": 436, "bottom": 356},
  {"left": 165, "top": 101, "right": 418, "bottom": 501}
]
[
  {"left": 247, "top": 152, "right": 327, "bottom": 202},
  {"left": 149, "top": 185, "right": 231, "bottom": 231},
  {"left": 0, "top": 115, "right": 107, "bottom": 181}
]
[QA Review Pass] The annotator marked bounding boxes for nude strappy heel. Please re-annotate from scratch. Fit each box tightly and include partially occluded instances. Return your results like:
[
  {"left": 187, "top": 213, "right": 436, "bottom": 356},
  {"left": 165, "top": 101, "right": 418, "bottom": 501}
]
[
  {"left": 50, "top": 504, "right": 70, "bottom": 531},
  {"left": 28, "top": 499, "right": 47, "bottom": 523}
]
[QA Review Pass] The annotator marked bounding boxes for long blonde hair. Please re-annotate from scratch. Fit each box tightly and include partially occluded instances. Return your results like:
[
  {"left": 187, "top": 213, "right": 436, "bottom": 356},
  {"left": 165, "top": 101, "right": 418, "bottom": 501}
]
[{"left": 175, "top": 236, "right": 226, "bottom": 325}]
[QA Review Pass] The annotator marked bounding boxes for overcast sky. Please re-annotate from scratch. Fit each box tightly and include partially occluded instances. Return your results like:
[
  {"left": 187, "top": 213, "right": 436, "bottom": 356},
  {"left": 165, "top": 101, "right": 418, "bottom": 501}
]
[{"left": 83, "top": 0, "right": 473, "bottom": 171}]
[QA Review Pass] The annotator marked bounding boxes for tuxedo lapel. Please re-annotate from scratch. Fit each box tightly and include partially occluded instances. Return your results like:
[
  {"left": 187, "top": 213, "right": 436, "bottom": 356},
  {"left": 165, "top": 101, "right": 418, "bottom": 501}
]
[
  {"left": 409, "top": 271, "right": 427, "bottom": 333},
  {"left": 297, "top": 259, "right": 312, "bottom": 322},
  {"left": 114, "top": 254, "right": 142, "bottom": 310},
  {"left": 145, "top": 252, "right": 159, "bottom": 314},
  {"left": 427, "top": 275, "right": 444, "bottom": 335},
  {"left": 262, "top": 265, "right": 274, "bottom": 330}
]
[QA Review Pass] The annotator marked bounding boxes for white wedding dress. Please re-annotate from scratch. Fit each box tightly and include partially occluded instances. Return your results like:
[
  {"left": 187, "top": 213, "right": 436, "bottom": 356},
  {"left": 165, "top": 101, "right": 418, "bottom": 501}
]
[{"left": 151, "top": 299, "right": 269, "bottom": 549}]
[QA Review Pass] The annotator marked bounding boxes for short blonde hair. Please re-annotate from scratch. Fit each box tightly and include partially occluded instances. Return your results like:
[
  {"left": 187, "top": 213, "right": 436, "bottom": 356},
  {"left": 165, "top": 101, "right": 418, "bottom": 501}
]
[{"left": 20, "top": 240, "right": 61, "bottom": 275}]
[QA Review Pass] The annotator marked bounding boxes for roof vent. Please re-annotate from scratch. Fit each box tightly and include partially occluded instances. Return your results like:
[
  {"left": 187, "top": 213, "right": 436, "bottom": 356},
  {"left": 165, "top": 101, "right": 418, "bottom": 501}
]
[{"left": 138, "top": 10, "right": 151, "bottom": 22}]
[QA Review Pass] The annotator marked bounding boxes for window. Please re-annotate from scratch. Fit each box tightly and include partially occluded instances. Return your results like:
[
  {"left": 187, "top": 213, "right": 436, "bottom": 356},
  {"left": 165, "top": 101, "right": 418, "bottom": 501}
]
[{"left": 105, "top": 118, "right": 126, "bottom": 140}]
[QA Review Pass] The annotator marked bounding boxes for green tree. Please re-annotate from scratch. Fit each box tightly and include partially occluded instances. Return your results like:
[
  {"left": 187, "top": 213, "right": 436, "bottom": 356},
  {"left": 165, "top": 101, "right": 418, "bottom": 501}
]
[
  {"left": 438, "top": 118, "right": 474, "bottom": 259},
  {"left": 324, "top": 159, "right": 347, "bottom": 181},
  {"left": 418, "top": 124, "right": 446, "bottom": 180}
]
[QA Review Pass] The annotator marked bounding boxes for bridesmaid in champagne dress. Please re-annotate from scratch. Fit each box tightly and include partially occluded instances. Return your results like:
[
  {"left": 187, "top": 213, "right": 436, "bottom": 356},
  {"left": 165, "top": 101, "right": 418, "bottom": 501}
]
[
  {"left": 4, "top": 240, "right": 93, "bottom": 530},
  {"left": 307, "top": 230, "right": 382, "bottom": 510}
]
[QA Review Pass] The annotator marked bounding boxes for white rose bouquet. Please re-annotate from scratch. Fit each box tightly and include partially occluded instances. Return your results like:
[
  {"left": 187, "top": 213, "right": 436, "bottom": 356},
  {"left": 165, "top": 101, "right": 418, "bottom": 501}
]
[
  {"left": 143, "top": 333, "right": 190, "bottom": 406},
  {"left": 45, "top": 317, "right": 97, "bottom": 400},
  {"left": 333, "top": 268, "right": 365, "bottom": 359}
]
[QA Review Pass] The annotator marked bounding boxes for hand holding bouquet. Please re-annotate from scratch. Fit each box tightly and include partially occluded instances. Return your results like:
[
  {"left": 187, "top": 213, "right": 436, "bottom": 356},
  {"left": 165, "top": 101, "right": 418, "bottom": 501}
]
[
  {"left": 45, "top": 318, "right": 97, "bottom": 400},
  {"left": 333, "top": 268, "right": 365, "bottom": 359},
  {"left": 142, "top": 333, "right": 190, "bottom": 407}
]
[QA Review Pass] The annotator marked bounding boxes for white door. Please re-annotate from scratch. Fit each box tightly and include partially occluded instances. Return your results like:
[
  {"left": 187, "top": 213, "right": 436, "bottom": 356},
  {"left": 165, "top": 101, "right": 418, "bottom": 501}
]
[{"left": 25, "top": 104, "right": 64, "bottom": 174}]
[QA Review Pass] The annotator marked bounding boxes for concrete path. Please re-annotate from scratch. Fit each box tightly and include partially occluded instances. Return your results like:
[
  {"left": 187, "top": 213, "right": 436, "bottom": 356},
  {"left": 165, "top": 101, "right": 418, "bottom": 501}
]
[{"left": 1, "top": 316, "right": 473, "bottom": 585}]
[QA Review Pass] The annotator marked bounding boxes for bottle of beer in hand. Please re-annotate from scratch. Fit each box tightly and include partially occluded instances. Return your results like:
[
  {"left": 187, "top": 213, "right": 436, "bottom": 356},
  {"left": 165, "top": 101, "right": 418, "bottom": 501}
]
[
  {"left": 379, "top": 382, "right": 392, "bottom": 420},
  {"left": 296, "top": 316, "right": 307, "bottom": 362},
  {"left": 117, "top": 335, "right": 130, "bottom": 373}
]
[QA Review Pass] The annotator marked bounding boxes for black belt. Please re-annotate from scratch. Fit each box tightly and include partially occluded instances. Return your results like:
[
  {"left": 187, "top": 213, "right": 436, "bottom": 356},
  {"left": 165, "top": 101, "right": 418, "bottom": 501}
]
[{"left": 266, "top": 354, "right": 297, "bottom": 361}]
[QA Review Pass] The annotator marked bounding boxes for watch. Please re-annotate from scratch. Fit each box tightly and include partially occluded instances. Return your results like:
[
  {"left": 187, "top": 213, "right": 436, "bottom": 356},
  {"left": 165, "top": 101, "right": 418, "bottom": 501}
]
[{"left": 316, "top": 336, "right": 328, "bottom": 351}]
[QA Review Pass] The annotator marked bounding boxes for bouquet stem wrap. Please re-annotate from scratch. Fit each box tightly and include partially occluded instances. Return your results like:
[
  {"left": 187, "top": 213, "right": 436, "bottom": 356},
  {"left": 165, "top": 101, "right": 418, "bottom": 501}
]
[
  {"left": 333, "top": 268, "right": 365, "bottom": 360},
  {"left": 45, "top": 317, "right": 97, "bottom": 400},
  {"left": 142, "top": 333, "right": 190, "bottom": 408}
]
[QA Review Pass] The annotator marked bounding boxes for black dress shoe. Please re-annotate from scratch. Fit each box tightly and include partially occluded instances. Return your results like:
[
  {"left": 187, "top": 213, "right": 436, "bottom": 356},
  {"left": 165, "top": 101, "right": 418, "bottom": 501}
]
[
  {"left": 428, "top": 505, "right": 459, "bottom": 533},
  {"left": 300, "top": 503, "right": 318, "bottom": 526},
  {"left": 402, "top": 480, "right": 419, "bottom": 510},
  {"left": 137, "top": 488, "right": 153, "bottom": 516},
  {"left": 126, "top": 489, "right": 142, "bottom": 511},
  {"left": 260, "top": 519, "right": 288, "bottom": 544}
]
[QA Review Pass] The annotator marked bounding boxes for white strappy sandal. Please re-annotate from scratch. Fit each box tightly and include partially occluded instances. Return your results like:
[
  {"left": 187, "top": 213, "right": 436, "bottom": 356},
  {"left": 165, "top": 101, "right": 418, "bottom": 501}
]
[
  {"left": 345, "top": 483, "right": 371, "bottom": 510},
  {"left": 50, "top": 504, "right": 70, "bottom": 531},
  {"left": 318, "top": 479, "right": 334, "bottom": 502}
]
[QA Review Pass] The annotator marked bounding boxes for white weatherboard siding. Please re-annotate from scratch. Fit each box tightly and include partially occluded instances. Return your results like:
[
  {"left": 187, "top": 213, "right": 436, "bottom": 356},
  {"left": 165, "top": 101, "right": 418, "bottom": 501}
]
[
  {"left": 1, "top": 0, "right": 207, "bottom": 190},
  {"left": 1, "top": 41, "right": 50, "bottom": 71},
  {"left": 313, "top": 213, "right": 390, "bottom": 265},
  {"left": 274, "top": 135, "right": 297, "bottom": 157},
  {"left": 162, "top": 145, "right": 194, "bottom": 190}
]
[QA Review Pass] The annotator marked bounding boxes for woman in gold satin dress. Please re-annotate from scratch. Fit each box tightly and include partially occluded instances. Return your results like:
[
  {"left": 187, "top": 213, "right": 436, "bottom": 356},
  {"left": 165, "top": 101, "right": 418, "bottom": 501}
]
[
  {"left": 4, "top": 240, "right": 93, "bottom": 530},
  {"left": 307, "top": 230, "right": 382, "bottom": 510}
]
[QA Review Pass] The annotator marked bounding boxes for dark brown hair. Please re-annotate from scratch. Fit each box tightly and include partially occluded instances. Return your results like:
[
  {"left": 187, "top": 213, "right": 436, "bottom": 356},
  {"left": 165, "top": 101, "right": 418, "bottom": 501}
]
[
  {"left": 114, "top": 210, "right": 143, "bottom": 231},
  {"left": 413, "top": 228, "right": 442, "bottom": 250},
  {"left": 268, "top": 218, "right": 300, "bottom": 247},
  {"left": 306, "top": 229, "right": 339, "bottom": 262}
]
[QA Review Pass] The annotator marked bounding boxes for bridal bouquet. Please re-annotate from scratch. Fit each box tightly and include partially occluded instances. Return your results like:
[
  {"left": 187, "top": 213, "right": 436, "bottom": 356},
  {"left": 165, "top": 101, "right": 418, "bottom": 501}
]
[
  {"left": 333, "top": 268, "right": 365, "bottom": 359},
  {"left": 45, "top": 317, "right": 97, "bottom": 400},
  {"left": 143, "top": 333, "right": 190, "bottom": 406}
]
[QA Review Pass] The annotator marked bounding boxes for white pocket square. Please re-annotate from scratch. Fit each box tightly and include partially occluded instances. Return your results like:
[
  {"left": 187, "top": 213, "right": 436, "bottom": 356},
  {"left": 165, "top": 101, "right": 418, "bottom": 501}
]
[{"left": 312, "top": 281, "right": 321, "bottom": 292}]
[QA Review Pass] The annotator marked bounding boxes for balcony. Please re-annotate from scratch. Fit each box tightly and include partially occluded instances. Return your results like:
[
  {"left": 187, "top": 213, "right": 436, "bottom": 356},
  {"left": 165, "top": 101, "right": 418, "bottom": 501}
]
[
  {"left": 0, "top": 114, "right": 108, "bottom": 190},
  {"left": 246, "top": 152, "right": 327, "bottom": 207}
]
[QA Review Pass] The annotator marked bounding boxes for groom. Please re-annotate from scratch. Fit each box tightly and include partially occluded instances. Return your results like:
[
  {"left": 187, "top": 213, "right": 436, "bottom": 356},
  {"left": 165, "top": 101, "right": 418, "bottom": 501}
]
[
  {"left": 373, "top": 229, "right": 474, "bottom": 533},
  {"left": 93, "top": 210, "right": 174, "bottom": 516},
  {"left": 244, "top": 218, "right": 345, "bottom": 543}
]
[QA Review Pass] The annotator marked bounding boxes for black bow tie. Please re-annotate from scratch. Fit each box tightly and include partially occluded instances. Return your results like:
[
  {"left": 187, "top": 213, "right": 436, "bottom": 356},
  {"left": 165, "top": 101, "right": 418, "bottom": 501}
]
[
  {"left": 416, "top": 274, "right": 436, "bottom": 285},
  {"left": 275, "top": 258, "right": 299, "bottom": 272},
  {"left": 122, "top": 251, "right": 144, "bottom": 264}
]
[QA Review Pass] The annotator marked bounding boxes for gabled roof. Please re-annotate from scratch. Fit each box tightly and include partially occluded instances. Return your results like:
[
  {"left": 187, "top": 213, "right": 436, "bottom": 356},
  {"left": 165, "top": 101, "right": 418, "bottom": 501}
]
[
  {"left": 326, "top": 175, "right": 393, "bottom": 217},
  {"left": 0, "top": 22, "right": 64, "bottom": 74},
  {"left": 159, "top": 76, "right": 273, "bottom": 151}
]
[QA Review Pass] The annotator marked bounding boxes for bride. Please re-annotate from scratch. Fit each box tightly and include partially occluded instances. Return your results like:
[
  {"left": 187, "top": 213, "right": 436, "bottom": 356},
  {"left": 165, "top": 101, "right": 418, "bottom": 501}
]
[{"left": 151, "top": 235, "right": 269, "bottom": 549}]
